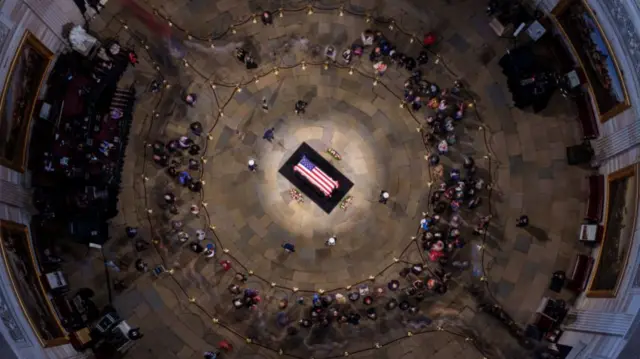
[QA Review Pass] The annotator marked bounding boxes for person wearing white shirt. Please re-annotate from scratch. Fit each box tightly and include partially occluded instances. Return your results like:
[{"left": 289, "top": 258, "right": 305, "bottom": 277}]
[
  {"left": 361, "top": 30, "right": 374, "bottom": 46},
  {"left": 326, "top": 236, "right": 336, "bottom": 246}
]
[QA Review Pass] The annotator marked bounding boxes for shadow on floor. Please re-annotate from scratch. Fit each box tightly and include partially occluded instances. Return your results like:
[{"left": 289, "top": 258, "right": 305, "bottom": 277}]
[{"left": 524, "top": 225, "right": 550, "bottom": 242}]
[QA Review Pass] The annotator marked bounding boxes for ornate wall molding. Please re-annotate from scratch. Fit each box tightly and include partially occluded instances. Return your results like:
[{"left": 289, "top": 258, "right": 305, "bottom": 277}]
[
  {"left": 0, "top": 288, "right": 26, "bottom": 344},
  {"left": 598, "top": 1, "right": 640, "bottom": 90}
]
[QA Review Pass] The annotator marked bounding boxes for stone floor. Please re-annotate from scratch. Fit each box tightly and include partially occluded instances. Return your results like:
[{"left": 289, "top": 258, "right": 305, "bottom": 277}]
[{"left": 61, "top": 0, "right": 593, "bottom": 358}]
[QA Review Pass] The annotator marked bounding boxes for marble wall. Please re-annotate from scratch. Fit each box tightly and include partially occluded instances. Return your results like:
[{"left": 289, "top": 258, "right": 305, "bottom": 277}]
[
  {"left": 551, "top": 1, "right": 640, "bottom": 356},
  {"left": 0, "top": 1, "right": 85, "bottom": 358},
  {"left": 517, "top": 1, "right": 640, "bottom": 358}
]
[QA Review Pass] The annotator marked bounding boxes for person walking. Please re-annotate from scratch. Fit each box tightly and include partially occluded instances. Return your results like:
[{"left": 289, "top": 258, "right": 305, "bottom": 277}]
[
  {"left": 263, "top": 127, "right": 275, "bottom": 142},
  {"left": 282, "top": 242, "right": 296, "bottom": 253},
  {"left": 261, "top": 97, "right": 269, "bottom": 112}
]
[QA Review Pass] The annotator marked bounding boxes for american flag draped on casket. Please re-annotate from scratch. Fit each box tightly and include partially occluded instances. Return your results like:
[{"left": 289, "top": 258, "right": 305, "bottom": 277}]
[{"left": 293, "top": 156, "right": 339, "bottom": 197}]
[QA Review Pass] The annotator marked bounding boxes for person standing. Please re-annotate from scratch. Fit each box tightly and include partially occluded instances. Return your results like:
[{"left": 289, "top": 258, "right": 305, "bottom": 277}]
[
  {"left": 417, "top": 50, "right": 429, "bottom": 65},
  {"left": 190, "top": 204, "right": 200, "bottom": 216},
  {"left": 361, "top": 30, "right": 374, "bottom": 46},
  {"left": 423, "top": 32, "right": 436, "bottom": 48},
  {"left": 190, "top": 121, "right": 203, "bottom": 136},
  {"left": 204, "top": 244, "right": 215, "bottom": 258},
  {"left": 220, "top": 260, "right": 232, "bottom": 271},
  {"left": 203, "top": 351, "right": 220, "bottom": 359},
  {"left": 516, "top": 215, "right": 529, "bottom": 227},
  {"left": 87, "top": 0, "right": 104, "bottom": 14},
  {"left": 342, "top": 49, "right": 352, "bottom": 64},
  {"left": 326, "top": 236, "right": 336, "bottom": 246},
  {"left": 189, "top": 144, "right": 201, "bottom": 156},
  {"left": 164, "top": 192, "right": 175, "bottom": 205},
  {"left": 189, "top": 158, "right": 200, "bottom": 171},
  {"left": 325, "top": 45, "right": 337, "bottom": 62},
  {"left": 379, "top": 191, "right": 389, "bottom": 204},
  {"left": 218, "top": 339, "right": 233, "bottom": 352},
  {"left": 295, "top": 100, "right": 308, "bottom": 115},
  {"left": 126, "top": 226, "right": 138, "bottom": 238},
  {"left": 282, "top": 242, "right": 296, "bottom": 253},
  {"left": 190, "top": 242, "right": 204, "bottom": 253},
  {"left": 185, "top": 93, "right": 198, "bottom": 106},
  {"left": 373, "top": 61, "right": 387, "bottom": 77},
  {"left": 135, "top": 259, "right": 148, "bottom": 272},
  {"left": 261, "top": 11, "right": 273, "bottom": 25},
  {"left": 248, "top": 159, "right": 257, "bottom": 172}
]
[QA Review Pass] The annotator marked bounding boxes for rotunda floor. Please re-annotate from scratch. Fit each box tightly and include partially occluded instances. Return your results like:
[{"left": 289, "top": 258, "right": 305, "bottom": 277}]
[{"left": 65, "top": 1, "right": 592, "bottom": 358}]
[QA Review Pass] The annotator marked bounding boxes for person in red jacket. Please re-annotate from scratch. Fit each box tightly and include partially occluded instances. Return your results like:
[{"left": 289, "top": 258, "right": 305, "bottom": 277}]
[
  {"left": 218, "top": 339, "right": 233, "bottom": 351},
  {"left": 220, "top": 260, "right": 232, "bottom": 271},
  {"left": 423, "top": 32, "right": 436, "bottom": 47}
]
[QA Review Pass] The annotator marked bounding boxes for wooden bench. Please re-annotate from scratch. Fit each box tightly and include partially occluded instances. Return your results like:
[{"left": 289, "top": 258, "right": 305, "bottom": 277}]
[
  {"left": 585, "top": 175, "right": 604, "bottom": 222},
  {"left": 567, "top": 254, "right": 594, "bottom": 292},
  {"left": 575, "top": 89, "right": 599, "bottom": 140}
]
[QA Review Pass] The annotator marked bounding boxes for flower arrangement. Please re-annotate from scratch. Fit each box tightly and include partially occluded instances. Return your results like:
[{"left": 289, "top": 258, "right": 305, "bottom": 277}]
[
  {"left": 289, "top": 188, "right": 304, "bottom": 203},
  {"left": 326, "top": 148, "right": 342, "bottom": 161},
  {"left": 340, "top": 196, "right": 353, "bottom": 210}
]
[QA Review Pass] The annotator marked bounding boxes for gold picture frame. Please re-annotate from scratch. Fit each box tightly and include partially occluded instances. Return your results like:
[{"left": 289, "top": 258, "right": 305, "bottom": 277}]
[
  {"left": 0, "top": 31, "right": 53, "bottom": 172},
  {"left": 587, "top": 165, "right": 638, "bottom": 297},
  {"left": 0, "top": 220, "right": 68, "bottom": 347},
  {"left": 552, "top": 0, "right": 631, "bottom": 122}
]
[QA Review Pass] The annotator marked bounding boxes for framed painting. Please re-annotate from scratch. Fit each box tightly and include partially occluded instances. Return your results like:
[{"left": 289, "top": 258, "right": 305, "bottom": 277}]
[
  {"left": 552, "top": 0, "right": 630, "bottom": 122},
  {"left": 0, "top": 220, "right": 67, "bottom": 346},
  {"left": 0, "top": 31, "right": 53, "bottom": 172},
  {"left": 587, "top": 165, "right": 639, "bottom": 297}
]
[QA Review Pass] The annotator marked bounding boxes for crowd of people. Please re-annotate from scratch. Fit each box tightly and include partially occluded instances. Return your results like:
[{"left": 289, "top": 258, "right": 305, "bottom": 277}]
[
  {"left": 125, "top": 19, "right": 501, "bottom": 358},
  {"left": 193, "top": 25, "right": 487, "bottom": 342}
]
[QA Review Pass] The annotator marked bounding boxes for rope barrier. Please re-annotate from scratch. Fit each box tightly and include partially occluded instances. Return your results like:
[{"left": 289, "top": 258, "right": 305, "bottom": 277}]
[{"left": 103, "top": 2, "right": 514, "bottom": 356}]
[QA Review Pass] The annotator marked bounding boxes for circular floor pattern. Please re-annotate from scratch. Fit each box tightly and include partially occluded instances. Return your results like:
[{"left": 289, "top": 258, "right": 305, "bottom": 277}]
[
  {"left": 100, "top": 1, "right": 588, "bottom": 358},
  {"left": 134, "top": 7, "right": 489, "bottom": 291},
  {"left": 201, "top": 73, "right": 436, "bottom": 285},
  {"left": 132, "top": 31, "right": 490, "bottom": 358},
  {"left": 134, "top": 63, "right": 491, "bottom": 359}
]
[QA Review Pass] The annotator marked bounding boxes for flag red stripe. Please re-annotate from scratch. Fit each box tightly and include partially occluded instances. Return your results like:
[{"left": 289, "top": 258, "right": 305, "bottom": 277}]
[
  {"left": 296, "top": 165, "right": 333, "bottom": 195},
  {"left": 310, "top": 168, "right": 337, "bottom": 191},
  {"left": 294, "top": 165, "right": 337, "bottom": 196}
]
